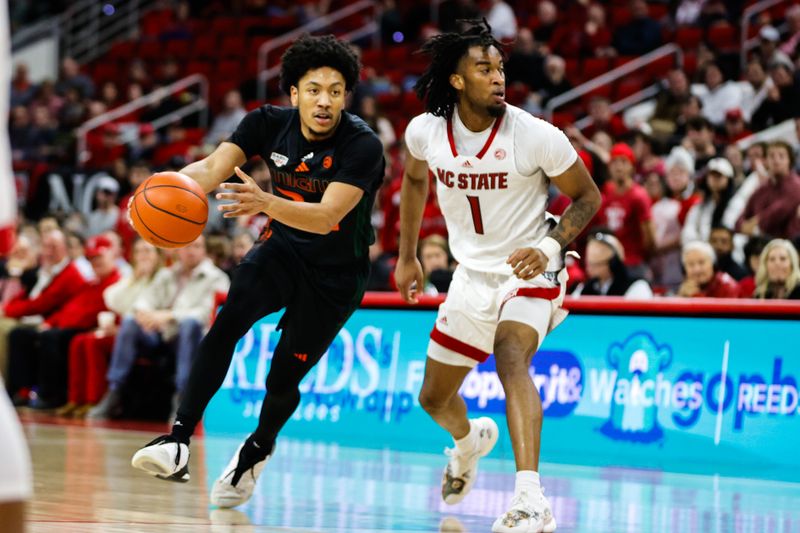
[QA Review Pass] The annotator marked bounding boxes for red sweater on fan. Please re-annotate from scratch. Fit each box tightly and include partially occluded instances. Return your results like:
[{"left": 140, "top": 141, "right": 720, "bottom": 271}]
[
  {"left": 45, "top": 269, "right": 121, "bottom": 329},
  {"left": 2, "top": 262, "right": 87, "bottom": 319}
]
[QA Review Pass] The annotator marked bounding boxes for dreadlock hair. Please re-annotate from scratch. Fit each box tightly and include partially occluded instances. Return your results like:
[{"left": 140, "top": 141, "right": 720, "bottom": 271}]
[
  {"left": 414, "top": 19, "right": 505, "bottom": 118},
  {"left": 279, "top": 34, "right": 361, "bottom": 96}
]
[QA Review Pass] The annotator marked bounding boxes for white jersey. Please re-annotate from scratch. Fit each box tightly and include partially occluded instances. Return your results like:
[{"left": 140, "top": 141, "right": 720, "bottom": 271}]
[{"left": 405, "top": 104, "right": 577, "bottom": 274}]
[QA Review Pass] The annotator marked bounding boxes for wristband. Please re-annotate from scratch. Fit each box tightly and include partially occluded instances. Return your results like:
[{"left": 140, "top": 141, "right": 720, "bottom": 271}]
[{"left": 537, "top": 236, "right": 561, "bottom": 260}]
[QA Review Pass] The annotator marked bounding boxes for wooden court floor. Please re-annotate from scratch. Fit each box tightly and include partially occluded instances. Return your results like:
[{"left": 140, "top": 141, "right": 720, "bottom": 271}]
[{"left": 19, "top": 411, "right": 800, "bottom": 533}]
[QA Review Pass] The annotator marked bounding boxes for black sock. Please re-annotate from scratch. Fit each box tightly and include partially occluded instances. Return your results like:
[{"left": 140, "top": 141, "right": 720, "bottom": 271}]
[
  {"left": 240, "top": 434, "right": 273, "bottom": 467},
  {"left": 170, "top": 416, "right": 196, "bottom": 445}
]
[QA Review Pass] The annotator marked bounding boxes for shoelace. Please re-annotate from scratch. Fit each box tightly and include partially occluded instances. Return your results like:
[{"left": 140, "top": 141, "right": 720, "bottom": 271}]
[{"left": 145, "top": 434, "right": 183, "bottom": 467}]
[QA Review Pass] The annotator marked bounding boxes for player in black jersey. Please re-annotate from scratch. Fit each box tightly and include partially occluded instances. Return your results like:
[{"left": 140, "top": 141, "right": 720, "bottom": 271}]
[{"left": 131, "top": 34, "right": 385, "bottom": 507}]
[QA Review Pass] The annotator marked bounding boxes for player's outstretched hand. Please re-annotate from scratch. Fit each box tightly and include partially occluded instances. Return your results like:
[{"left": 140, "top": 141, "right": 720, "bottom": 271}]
[
  {"left": 395, "top": 256, "right": 425, "bottom": 304},
  {"left": 507, "top": 247, "right": 548, "bottom": 280},
  {"left": 217, "top": 167, "right": 270, "bottom": 218}
]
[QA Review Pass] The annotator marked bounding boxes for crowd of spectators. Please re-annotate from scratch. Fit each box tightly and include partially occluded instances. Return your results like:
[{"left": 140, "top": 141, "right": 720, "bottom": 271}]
[{"left": 5, "top": 0, "right": 800, "bottom": 419}]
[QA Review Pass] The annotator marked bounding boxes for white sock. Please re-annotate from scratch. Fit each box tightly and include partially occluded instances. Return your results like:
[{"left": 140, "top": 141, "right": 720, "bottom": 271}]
[
  {"left": 454, "top": 421, "right": 477, "bottom": 453},
  {"left": 515, "top": 470, "right": 540, "bottom": 497}
]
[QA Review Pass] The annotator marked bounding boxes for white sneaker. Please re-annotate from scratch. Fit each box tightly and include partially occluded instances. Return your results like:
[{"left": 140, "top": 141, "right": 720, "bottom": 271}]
[
  {"left": 441, "top": 417, "right": 499, "bottom": 504},
  {"left": 492, "top": 488, "right": 557, "bottom": 533},
  {"left": 131, "top": 435, "right": 190, "bottom": 483},
  {"left": 210, "top": 439, "right": 274, "bottom": 508}
]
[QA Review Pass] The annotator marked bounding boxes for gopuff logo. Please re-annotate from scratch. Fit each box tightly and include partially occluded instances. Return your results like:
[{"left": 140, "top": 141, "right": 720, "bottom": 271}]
[
  {"left": 600, "top": 332, "right": 672, "bottom": 443},
  {"left": 459, "top": 350, "right": 583, "bottom": 417}
]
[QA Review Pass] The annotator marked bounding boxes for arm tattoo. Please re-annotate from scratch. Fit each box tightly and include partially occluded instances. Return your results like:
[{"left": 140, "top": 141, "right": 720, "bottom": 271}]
[{"left": 548, "top": 196, "right": 599, "bottom": 248}]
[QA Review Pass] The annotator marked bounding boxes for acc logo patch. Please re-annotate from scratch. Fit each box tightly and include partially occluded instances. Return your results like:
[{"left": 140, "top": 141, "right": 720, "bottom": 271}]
[
  {"left": 323, "top": 155, "right": 333, "bottom": 169},
  {"left": 270, "top": 152, "right": 288, "bottom": 167},
  {"left": 494, "top": 148, "right": 506, "bottom": 160}
]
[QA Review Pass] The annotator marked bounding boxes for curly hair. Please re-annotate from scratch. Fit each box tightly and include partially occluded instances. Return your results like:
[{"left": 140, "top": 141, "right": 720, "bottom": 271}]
[
  {"left": 279, "top": 34, "right": 361, "bottom": 95},
  {"left": 413, "top": 19, "right": 504, "bottom": 118}
]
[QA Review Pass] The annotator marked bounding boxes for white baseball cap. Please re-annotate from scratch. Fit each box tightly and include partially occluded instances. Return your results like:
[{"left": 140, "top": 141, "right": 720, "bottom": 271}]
[{"left": 707, "top": 157, "right": 734, "bottom": 178}]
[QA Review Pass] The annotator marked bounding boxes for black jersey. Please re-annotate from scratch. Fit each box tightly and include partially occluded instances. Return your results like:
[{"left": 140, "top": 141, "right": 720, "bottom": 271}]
[{"left": 228, "top": 105, "right": 385, "bottom": 268}]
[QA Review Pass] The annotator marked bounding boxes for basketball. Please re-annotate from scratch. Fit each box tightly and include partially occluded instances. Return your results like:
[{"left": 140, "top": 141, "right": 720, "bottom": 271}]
[{"left": 129, "top": 171, "right": 208, "bottom": 249}]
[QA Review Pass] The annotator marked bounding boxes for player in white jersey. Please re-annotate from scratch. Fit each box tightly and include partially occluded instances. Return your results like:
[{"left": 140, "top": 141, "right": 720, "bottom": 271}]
[
  {"left": 0, "top": 2, "right": 34, "bottom": 531},
  {"left": 395, "top": 21, "right": 601, "bottom": 533}
]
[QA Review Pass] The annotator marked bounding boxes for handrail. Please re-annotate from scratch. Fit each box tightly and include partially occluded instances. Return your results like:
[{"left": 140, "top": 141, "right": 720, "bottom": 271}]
[
  {"left": 544, "top": 44, "right": 683, "bottom": 123},
  {"left": 740, "top": 0, "right": 787, "bottom": 69},
  {"left": 256, "top": 0, "right": 377, "bottom": 101},
  {"left": 76, "top": 73, "right": 209, "bottom": 167},
  {"left": 573, "top": 84, "right": 661, "bottom": 131}
]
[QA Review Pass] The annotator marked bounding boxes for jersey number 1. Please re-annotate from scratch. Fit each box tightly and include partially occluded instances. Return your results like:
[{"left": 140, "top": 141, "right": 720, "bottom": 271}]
[{"left": 466, "top": 196, "right": 484, "bottom": 235}]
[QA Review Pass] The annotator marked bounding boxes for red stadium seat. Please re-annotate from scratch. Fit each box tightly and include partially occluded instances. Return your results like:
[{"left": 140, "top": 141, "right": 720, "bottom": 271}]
[
  {"left": 361, "top": 48, "right": 382, "bottom": 69},
  {"left": 644, "top": 55, "right": 677, "bottom": 78},
  {"left": 210, "top": 16, "right": 238, "bottom": 36},
  {"left": 107, "top": 41, "right": 136, "bottom": 61},
  {"left": 92, "top": 63, "right": 120, "bottom": 84},
  {"left": 707, "top": 24, "right": 738, "bottom": 49},
  {"left": 215, "top": 59, "right": 240, "bottom": 82},
  {"left": 583, "top": 57, "right": 611, "bottom": 80},
  {"left": 615, "top": 76, "right": 647, "bottom": 100},
  {"left": 192, "top": 35, "right": 217, "bottom": 58},
  {"left": 219, "top": 35, "right": 247, "bottom": 58},
  {"left": 384, "top": 45, "right": 410, "bottom": 65},
  {"left": 186, "top": 60, "right": 212, "bottom": 78},
  {"left": 675, "top": 27, "right": 704, "bottom": 49},
  {"left": 137, "top": 40, "right": 162, "bottom": 61},
  {"left": 165, "top": 39, "right": 190, "bottom": 60}
]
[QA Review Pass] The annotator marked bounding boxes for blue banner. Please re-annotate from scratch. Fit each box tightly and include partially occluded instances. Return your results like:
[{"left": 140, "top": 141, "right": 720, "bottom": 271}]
[{"left": 204, "top": 310, "right": 800, "bottom": 477}]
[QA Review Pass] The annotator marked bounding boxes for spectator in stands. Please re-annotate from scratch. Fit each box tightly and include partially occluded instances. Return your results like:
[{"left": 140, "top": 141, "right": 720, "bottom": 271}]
[
  {"left": 533, "top": 1, "right": 559, "bottom": 50},
  {"left": 159, "top": 0, "right": 192, "bottom": 41},
  {"left": 682, "top": 157, "right": 734, "bottom": 244},
  {"left": 438, "top": 0, "right": 480, "bottom": 34},
  {"left": 780, "top": 5, "right": 800, "bottom": 56},
  {"left": 485, "top": 0, "right": 517, "bottom": 41},
  {"left": 724, "top": 142, "right": 767, "bottom": 229},
  {"left": 677, "top": 241, "right": 740, "bottom": 298},
  {"left": 696, "top": 62, "right": 746, "bottom": 127},
  {"left": 419, "top": 234, "right": 453, "bottom": 295},
  {"left": 755, "top": 26, "right": 792, "bottom": 70},
  {"left": 572, "top": 231, "right": 653, "bottom": 298},
  {"left": 57, "top": 87, "right": 88, "bottom": 132},
  {"left": 55, "top": 57, "right": 94, "bottom": 99},
  {"left": 613, "top": 0, "right": 661, "bottom": 56},
  {"left": 644, "top": 168, "right": 683, "bottom": 291},
  {"left": 505, "top": 28, "right": 544, "bottom": 91},
  {"left": 88, "top": 235, "right": 230, "bottom": 420},
  {"left": 7, "top": 236, "right": 121, "bottom": 410},
  {"left": 0, "top": 236, "right": 38, "bottom": 309},
  {"left": 737, "top": 141, "right": 800, "bottom": 240},
  {"left": 99, "top": 81, "right": 120, "bottom": 110},
  {"left": 739, "top": 235, "right": 769, "bottom": 297},
  {"left": 203, "top": 90, "right": 247, "bottom": 147},
  {"left": 10, "top": 63, "right": 35, "bottom": 107},
  {"left": 721, "top": 109, "right": 751, "bottom": 144},
  {"left": 157, "top": 57, "right": 182, "bottom": 85},
  {"left": 650, "top": 69, "right": 691, "bottom": 140},
  {"left": 664, "top": 146, "right": 700, "bottom": 224},
  {"left": 65, "top": 231, "right": 94, "bottom": 282},
  {"left": 231, "top": 231, "right": 255, "bottom": 266},
  {"left": 60, "top": 239, "right": 164, "bottom": 417},
  {"left": 724, "top": 144, "right": 746, "bottom": 185},
  {"left": 86, "top": 176, "right": 121, "bottom": 237},
  {"left": 537, "top": 55, "right": 572, "bottom": 107},
  {"left": 206, "top": 235, "right": 234, "bottom": 277},
  {"left": 101, "top": 231, "right": 132, "bottom": 278},
  {"left": 596, "top": 143, "right": 654, "bottom": 278},
  {"left": 584, "top": 96, "right": 628, "bottom": 140},
  {"left": 30, "top": 79, "right": 63, "bottom": 117},
  {"left": 631, "top": 131, "right": 661, "bottom": 176},
  {"left": 1, "top": 230, "right": 88, "bottom": 403},
  {"left": 127, "top": 60, "right": 152, "bottom": 92},
  {"left": 750, "top": 57, "right": 800, "bottom": 131},
  {"left": 753, "top": 239, "right": 800, "bottom": 299},
  {"left": 552, "top": 2, "right": 613, "bottom": 59},
  {"left": 740, "top": 59, "right": 772, "bottom": 122},
  {"left": 709, "top": 226, "right": 747, "bottom": 281},
  {"left": 682, "top": 116, "right": 718, "bottom": 170},
  {"left": 357, "top": 95, "right": 396, "bottom": 150}
]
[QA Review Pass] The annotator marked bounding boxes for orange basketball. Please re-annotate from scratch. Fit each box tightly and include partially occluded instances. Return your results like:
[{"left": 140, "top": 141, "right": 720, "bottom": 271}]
[{"left": 129, "top": 171, "right": 208, "bottom": 249}]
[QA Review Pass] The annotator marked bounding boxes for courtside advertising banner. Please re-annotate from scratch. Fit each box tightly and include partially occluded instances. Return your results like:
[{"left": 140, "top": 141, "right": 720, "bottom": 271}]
[{"left": 204, "top": 310, "right": 800, "bottom": 477}]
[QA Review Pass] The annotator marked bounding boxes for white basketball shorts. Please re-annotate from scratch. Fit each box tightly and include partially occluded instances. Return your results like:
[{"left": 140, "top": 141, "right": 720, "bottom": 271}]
[
  {"left": 428, "top": 261, "right": 569, "bottom": 368},
  {"left": 0, "top": 378, "right": 32, "bottom": 502}
]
